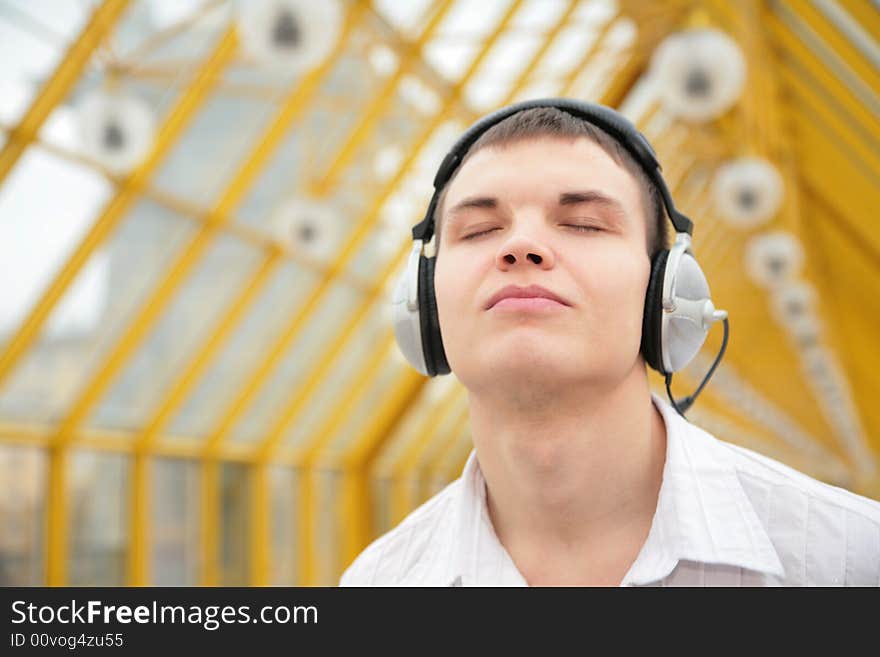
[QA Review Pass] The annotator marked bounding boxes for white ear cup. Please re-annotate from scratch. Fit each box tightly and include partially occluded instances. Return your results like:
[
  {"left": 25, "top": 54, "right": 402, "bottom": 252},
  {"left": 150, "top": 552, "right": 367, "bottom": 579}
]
[
  {"left": 661, "top": 235, "right": 727, "bottom": 373},
  {"left": 391, "top": 241, "right": 428, "bottom": 376}
]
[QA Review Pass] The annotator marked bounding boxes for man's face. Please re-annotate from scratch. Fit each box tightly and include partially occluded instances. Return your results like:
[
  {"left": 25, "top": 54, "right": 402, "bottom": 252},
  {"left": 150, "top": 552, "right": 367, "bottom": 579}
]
[{"left": 433, "top": 137, "right": 652, "bottom": 398}]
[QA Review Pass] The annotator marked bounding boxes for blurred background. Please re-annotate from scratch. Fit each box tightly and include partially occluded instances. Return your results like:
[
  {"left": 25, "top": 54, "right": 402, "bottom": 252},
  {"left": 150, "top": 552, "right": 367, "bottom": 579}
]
[{"left": 0, "top": 0, "right": 877, "bottom": 587}]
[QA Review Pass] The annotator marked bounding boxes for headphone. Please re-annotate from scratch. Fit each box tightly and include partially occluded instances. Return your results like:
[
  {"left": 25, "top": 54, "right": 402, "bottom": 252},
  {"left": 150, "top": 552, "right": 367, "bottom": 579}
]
[{"left": 390, "top": 98, "right": 729, "bottom": 418}]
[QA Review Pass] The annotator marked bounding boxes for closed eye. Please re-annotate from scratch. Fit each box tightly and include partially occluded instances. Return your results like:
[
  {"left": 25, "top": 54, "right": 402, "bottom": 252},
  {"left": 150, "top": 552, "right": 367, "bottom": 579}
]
[
  {"left": 564, "top": 224, "right": 602, "bottom": 232},
  {"left": 462, "top": 224, "right": 602, "bottom": 240},
  {"left": 461, "top": 227, "right": 500, "bottom": 240}
]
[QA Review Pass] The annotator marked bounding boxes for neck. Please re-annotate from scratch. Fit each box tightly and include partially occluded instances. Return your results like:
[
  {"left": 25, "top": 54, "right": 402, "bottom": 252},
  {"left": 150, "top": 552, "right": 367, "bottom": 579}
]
[{"left": 468, "top": 361, "right": 667, "bottom": 583}]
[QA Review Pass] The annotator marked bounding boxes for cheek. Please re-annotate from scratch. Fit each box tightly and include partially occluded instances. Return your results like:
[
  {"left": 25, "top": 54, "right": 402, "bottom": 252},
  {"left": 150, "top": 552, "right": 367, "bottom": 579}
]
[
  {"left": 434, "top": 253, "right": 486, "bottom": 339},
  {"left": 578, "top": 249, "right": 650, "bottom": 324},
  {"left": 433, "top": 258, "right": 459, "bottom": 328}
]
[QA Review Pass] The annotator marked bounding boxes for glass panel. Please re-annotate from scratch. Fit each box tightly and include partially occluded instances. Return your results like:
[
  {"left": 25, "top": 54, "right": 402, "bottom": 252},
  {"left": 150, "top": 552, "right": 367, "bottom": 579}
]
[
  {"left": 121, "top": 1, "right": 228, "bottom": 69},
  {"left": 342, "top": 114, "right": 466, "bottom": 281},
  {"left": 316, "top": 468, "right": 342, "bottom": 585},
  {"left": 219, "top": 462, "right": 249, "bottom": 585},
  {"left": 0, "top": 149, "right": 111, "bottom": 316},
  {"left": 372, "top": 0, "right": 434, "bottom": 33},
  {"left": 234, "top": 53, "right": 421, "bottom": 241},
  {"left": 371, "top": 377, "right": 446, "bottom": 472},
  {"left": 167, "top": 259, "right": 319, "bottom": 440},
  {"left": 373, "top": 475, "right": 393, "bottom": 537},
  {"left": 151, "top": 457, "right": 200, "bottom": 586},
  {"left": 0, "top": 444, "right": 46, "bottom": 585},
  {"left": 0, "top": 2, "right": 94, "bottom": 125},
  {"left": 0, "top": 196, "right": 196, "bottom": 425},
  {"left": 269, "top": 464, "right": 298, "bottom": 585},
  {"left": 233, "top": 128, "right": 304, "bottom": 233},
  {"left": 68, "top": 450, "right": 128, "bottom": 586},
  {"left": 322, "top": 355, "right": 403, "bottom": 458},
  {"left": 280, "top": 304, "right": 398, "bottom": 453},
  {"left": 152, "top": 92, "right": 278, "bottom": 208},
  {"left": 88, "top": 234, "right": 262, "bottom": 432},
  {"left": 231, "top": 280, "right": 360, "bottom": 444}
]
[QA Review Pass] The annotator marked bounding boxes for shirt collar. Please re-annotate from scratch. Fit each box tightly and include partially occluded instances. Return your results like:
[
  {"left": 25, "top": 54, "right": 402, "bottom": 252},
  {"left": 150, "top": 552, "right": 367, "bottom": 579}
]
[
  {"left": 446, "top": 392, "right": 785, "bottom": 586},
  {"left": 621, "top": 392, "right": 785, "bottom": 585}
]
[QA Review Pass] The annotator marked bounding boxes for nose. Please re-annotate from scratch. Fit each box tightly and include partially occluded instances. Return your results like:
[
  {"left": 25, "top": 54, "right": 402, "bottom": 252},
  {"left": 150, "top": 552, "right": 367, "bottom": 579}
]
[{"left": 495, "top": 230, "right": 555, "bottom": 270}]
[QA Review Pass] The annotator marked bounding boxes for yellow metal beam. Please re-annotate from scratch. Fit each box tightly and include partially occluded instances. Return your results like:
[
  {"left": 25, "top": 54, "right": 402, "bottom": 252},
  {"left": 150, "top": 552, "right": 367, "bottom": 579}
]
[
  {"left": 779, "top": 56, "right": 880, "bottom": 174},
  {"left": 200, "top": 459, "right": 219, "bottom": 586},
  {"left": 765, "top": 3, "right": 880, "bottom": 145},
  {"left": 337, "top": 369, "right": 426, "bottom": 569},
  {"left": 311, "top": 0, "right": 456, "bottom": 194},
  {"left": 799, "top": 189, "right": 880, "bottom": 463},
  {"left": 0, "top": 0, "right": 130, "bottom": 186},
  {"left": 499, "top": 0, "right": 580, "bottom": 106},
  {"left": 442, "top": 431, "right": 476, "bottom": 485},
  {"left": 696, "top": 0, "right": 869, "bottom": 470},
  {"left": 252, "top": 300, "right": 374, "bottom": 462},
  {"left": 424, "top": 415, "right": 470, "bottom": 496},
  {"left": 337, "top": 464, "right": 371, "bottom": 575},
  {"left": 802, "top": 183, "right": 880, "bottom": 279},
  {"left": 835, "top": 0, "right": 880, "bottom": 42},
  {"left": 0, "top": 27, "right": 238, "bottom": 393},
  {"left": 416, "top": 410, "right": 469, "bottom": 505},
  {"left": 289, "top": 333, "right": 395, "bottom": 584},
  {"left": 45, "top": 445, "right": 67, "bottom": 585},
  {"left": 37, "top": 29, "right": 237, "bottom": 588},
  {"left": 787, "top": 0, "right": 880, "bottom": 96},
  {"left": 386, "top": 386, "right": 464, "bottom": 525},
  {"left": 293, "top": 334, "right": 396, "bottom": 458},
  {"left": 0, "top": 121, "right": 379, "bottom": 294},
  {"left": 117, "top": 0, "right": 225, "bottom": 65},
  {"left": 0, "top": 419, "right": 301, "bottom": 464},
  {"left": 594, "top": 7, "right": 687, "bottom": 109},
  {"left": 135, "top": 251, "right": 283, "bottom": 451},
  {"left": 557, "top": 15, "right": 619, "bottom": 96},
  {"left": 340, "top": 368, "right": 427, "bottom": 469},
  {"left": 249, "top": 461, "right": 270, "bottom": 585},
  {"left": 785, "top": 107, "right": 880, "bottom": 268},
  {"left": 287, "top": 334, "right": 395, "bottom": 586},
  {"left": 127, "top": 452, "right": 150, "bottom": 585}
]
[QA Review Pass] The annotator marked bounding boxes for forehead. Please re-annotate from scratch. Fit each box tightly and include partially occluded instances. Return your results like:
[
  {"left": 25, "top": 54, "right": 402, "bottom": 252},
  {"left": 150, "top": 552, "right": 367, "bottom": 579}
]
[{"left": 444, "top": 136, "right": 643, "bottom": 218}]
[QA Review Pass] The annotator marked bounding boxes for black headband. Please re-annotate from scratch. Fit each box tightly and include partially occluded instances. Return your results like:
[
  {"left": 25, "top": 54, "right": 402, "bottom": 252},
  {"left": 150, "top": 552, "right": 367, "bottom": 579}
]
[{"left": 411, "top": 97, "right": 694, "bottom": 242}]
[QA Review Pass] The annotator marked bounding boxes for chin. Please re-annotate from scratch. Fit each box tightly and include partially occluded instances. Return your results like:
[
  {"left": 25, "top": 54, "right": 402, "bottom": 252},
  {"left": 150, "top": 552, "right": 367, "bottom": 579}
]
[{"left": 474, "top": 350, "right": 580, "bottom": 381}]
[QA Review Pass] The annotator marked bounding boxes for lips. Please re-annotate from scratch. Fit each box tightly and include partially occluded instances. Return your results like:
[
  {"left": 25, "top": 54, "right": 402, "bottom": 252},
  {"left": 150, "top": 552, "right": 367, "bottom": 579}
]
[{"left": 485, "top": 284, "right": 571, "bottom": 310}]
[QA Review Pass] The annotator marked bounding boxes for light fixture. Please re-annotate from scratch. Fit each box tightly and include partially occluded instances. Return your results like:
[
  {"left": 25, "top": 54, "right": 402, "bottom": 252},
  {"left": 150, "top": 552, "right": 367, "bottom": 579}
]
[
  {"left": 236, "top": 0, "right": 342, "bottom": 72},
  {"left": 770, "top": 281, "right": 816, "bottom": 326},
  {"left": 271, "top": 198, "right": 342, "bottom": 262},
  {"left": 744, "top": 231, "right": 804, "bottom": 288},
  {"left": 651, "top": 28, "right": 747, "bottom": 123},
  {"left": 712, "top": 158, "right": 784, "bottom": 228},
  {"left": 76, "top": 87, "right": 156, "bottom": 175}
]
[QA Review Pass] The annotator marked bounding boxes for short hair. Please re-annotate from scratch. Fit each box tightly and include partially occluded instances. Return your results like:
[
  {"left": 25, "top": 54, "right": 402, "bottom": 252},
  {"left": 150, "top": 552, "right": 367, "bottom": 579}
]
[{"left": 432, "top": 107, "right": 667, "bottom": 258}]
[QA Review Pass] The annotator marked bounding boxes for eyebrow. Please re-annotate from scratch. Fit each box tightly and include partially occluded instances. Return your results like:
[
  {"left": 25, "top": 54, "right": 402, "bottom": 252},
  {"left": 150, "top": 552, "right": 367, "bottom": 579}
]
[
  {"left": 446, "top": 190, "right": 627, "bottom": 224},
  {"left": 447, "top": 196, "right": 497, "bottom": 219},
  {"left": 558, "top": 190, "right": 626, "bottom": 219}
]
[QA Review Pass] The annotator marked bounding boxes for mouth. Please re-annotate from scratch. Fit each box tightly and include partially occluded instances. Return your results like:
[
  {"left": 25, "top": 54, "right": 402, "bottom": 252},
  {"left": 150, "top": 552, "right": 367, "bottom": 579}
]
[
  {"left": 485, "top": 284, "right": 571, "bottom": 311},
  {"left": 489, "top": 297, "right": 568, "bottom": 312}
]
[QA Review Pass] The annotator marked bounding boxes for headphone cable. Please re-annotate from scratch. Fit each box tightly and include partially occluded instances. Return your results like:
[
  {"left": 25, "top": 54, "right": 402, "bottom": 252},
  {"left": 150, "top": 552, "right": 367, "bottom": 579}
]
[{"left": 665, "top": 316, "right": 729, "bottom": 419}]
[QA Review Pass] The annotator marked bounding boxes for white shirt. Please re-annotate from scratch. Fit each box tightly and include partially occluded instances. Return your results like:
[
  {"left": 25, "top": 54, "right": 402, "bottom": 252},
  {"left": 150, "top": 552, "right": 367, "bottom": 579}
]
[{"left": 340, "top": 392, "right": 880, "bottom": 586}]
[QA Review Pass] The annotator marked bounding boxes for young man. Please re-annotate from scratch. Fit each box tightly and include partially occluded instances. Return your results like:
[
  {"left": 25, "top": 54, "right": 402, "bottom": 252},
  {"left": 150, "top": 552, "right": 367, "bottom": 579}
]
[{"left": 340, "top": 102, "right": 880, "bottom": 586}]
